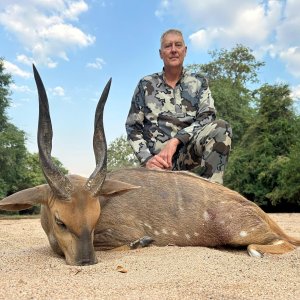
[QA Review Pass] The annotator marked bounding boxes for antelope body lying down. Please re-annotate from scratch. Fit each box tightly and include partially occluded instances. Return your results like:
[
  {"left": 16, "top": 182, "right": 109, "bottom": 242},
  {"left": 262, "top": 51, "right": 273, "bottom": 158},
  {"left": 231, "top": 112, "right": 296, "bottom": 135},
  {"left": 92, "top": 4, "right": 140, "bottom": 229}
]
[{"left": 0, "top": 66, "right": 299, "bottom": 266}]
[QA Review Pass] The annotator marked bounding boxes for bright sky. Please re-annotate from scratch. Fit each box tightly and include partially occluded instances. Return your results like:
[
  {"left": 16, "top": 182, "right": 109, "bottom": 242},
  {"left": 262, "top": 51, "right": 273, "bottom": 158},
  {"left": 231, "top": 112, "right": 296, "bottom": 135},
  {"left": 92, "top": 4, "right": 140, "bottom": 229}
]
[{"left": 1, "top": 0, "right": 300, "bottom": 176}]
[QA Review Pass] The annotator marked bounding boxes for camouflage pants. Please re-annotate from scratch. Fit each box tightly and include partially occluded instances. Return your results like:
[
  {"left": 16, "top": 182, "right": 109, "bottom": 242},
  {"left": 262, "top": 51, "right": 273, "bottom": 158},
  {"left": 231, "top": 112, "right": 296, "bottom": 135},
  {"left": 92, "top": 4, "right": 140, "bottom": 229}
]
[{"left": 172, "top": 119, "right": 232, "bottom": 184}]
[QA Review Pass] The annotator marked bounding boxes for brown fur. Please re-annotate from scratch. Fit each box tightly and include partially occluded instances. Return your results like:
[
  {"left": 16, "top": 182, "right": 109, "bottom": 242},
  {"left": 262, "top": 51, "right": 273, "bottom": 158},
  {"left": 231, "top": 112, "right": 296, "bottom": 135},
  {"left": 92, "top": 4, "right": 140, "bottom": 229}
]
[{"left": 0, "top": 168, "right": 299, "bottom": 265}]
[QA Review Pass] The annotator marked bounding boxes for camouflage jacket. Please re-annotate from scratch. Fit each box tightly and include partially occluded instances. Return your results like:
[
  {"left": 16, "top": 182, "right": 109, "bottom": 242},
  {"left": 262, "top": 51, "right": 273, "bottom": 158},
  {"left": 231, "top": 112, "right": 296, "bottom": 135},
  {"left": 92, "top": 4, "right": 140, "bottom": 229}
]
[{"left": 125, "top": 69, "right": 216, "bottom": 165}]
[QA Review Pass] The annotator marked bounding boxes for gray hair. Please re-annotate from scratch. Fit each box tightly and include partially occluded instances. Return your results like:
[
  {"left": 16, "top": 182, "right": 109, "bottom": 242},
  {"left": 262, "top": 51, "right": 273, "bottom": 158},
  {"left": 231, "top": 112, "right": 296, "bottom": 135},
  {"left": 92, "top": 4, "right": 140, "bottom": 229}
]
[{"left": 160, "top": 29, "right": 185, "bottom": 48}]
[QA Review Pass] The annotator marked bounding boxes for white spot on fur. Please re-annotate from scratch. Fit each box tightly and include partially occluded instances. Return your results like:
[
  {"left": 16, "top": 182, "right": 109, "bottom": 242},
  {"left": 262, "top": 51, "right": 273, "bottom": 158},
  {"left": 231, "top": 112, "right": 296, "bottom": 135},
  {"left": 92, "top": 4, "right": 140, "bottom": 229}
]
[
  {"left": 162, "top": 229, "right": 168, "bottom": 235},
  {"left": 203, "top": 211, "right": 210, "bottom": 221},
  {"left": 172, "top": 231, "right": 178, "bottom": 236},
  {"left": 219, "top": 220, "right": 225, "bottom": 225},
  {"left": 194, "top": 232, "right": 199, "bottom": 237},
  {"left": 144, "top": 223, "right": 152, "bottom": 230},
  {"left": 185, "top": 234, "right": 191, "bottom": 240},
  {"left": 240, "top": 231, "right": 248, "bottom": 237},
  {"left": 273, "top": 240, "right": 284, "bottom": 245},
  {"left": 154, "top": 230, "right": 160, "bottom": 236}
]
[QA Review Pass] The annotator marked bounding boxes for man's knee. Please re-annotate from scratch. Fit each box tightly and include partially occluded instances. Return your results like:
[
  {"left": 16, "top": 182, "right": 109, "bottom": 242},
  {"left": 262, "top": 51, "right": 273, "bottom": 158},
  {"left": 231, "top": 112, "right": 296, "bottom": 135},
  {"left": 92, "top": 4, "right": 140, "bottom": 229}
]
[
  {"left": 211, "top": 119, "right": 232, "bottom": 144},
  {"left": 213, "top": 119, "right": 232, "bottom": 133},
  {"left": 196, "top": 119, "right": 232, "bottom": 156}
]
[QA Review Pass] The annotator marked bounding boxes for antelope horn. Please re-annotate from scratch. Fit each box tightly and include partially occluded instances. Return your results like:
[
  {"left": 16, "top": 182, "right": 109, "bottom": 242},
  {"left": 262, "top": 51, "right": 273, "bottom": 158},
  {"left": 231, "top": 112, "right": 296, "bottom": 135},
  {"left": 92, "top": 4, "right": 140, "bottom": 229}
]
[
  {"left": 85, "top": 78, "right": 112, "bottom": 196},
  {"left": 33, "top": 64, "right": 73, "bottom": 199}
]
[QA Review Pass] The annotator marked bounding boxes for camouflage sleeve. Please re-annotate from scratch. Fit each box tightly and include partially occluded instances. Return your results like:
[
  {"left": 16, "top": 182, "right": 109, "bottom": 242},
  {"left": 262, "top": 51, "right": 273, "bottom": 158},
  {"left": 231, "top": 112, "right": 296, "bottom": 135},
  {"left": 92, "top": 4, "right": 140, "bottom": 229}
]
[
  {"left": 174, "top": 76, "right": 216, "bottom": 144},
  {"left": 125, "top": 81, "right": 152, "bottom": 165}
]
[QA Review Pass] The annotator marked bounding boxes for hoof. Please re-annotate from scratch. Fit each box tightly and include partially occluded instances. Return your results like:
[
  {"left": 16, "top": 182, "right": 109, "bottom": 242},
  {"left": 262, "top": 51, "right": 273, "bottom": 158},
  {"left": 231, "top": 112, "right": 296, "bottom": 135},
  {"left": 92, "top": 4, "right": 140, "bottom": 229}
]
[
  {"left": 130, "top": 236, "right": 154, "bottom": 249},
  {"left": 248, "top": 248, "right": 264, "bottom": 258},
  {"left": 140, "top": 236, "right": 154, "bottom": 247}
]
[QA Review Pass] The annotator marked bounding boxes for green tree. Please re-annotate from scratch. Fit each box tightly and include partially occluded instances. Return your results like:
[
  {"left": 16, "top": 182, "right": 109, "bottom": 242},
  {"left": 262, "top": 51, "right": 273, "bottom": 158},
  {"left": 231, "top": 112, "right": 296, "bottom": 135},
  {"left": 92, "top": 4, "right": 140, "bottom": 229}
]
[
  {"left": 0, "top": 123, "right": 27, "bottom": 197},
  {"left": 225, "top": 84, "right": 299, "bottom": 206},
  {"left": 107, "top": 135, "right": 139, "bottom": 171},
  {"left": 188, "top": 44, "right": 265, "bottom": 84},
  {"left": 266, "top": 117, "right": 300, "bottom": 206},
  {"left": 209, "top": 78, "right": 255, "bottom": 143},
  {"left": 17, "top": 152, "right": 69, "bottom": 215},
  {"left": 0, "top": 58, "right": 29, "bottom": 198},
  {"left": 0, "top": 58, "right": 11, "bottom": 128},
  {"left": 187, "top": 45, "right": 264, "bottom": 145},
  {"left": 0, "top": 58, "right": 68, "bottom": 203},
  {"left": 17, "top": 153, "right": 68, "bottom": 190}
]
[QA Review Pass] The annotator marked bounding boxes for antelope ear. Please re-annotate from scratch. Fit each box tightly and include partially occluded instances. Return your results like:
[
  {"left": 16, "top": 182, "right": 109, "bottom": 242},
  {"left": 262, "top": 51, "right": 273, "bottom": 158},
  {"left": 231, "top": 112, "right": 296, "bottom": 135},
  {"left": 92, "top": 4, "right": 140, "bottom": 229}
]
[
  {"left": 99, "top": 179, "right": 140, "bottom": 196},
  {"left": 0, "top": 185, "right": 49, "bottom": 211}
]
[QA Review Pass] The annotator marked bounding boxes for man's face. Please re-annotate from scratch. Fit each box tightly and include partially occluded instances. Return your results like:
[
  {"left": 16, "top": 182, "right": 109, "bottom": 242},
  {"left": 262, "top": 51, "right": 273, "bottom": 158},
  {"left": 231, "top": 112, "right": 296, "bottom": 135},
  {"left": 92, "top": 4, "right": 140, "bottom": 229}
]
[{"left": 159, "top": 33, "right": 187, "bottom": 68}]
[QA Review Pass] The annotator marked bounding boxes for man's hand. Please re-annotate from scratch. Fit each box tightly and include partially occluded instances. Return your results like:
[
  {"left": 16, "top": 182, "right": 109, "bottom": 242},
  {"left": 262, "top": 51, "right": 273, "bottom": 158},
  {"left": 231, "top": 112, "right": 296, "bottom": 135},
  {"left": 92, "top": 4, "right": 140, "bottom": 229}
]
[{"left": 145, "top": 138, "right": 180, "bottom": 170}]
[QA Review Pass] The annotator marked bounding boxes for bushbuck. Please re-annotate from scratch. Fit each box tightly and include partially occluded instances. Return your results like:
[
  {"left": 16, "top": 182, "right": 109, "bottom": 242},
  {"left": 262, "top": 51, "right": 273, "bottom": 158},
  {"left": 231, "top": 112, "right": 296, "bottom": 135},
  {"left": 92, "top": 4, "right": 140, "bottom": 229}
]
[{"left": 0, "top": 65, "right": 299, "bottom": 266}]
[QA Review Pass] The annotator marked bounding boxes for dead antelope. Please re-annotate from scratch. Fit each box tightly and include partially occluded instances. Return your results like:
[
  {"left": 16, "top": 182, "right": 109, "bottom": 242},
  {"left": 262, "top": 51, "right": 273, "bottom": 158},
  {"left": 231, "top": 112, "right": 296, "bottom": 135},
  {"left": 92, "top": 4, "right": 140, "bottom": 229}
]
[{"left": 0, "top": 66, "right": 299, "bottom": 266}]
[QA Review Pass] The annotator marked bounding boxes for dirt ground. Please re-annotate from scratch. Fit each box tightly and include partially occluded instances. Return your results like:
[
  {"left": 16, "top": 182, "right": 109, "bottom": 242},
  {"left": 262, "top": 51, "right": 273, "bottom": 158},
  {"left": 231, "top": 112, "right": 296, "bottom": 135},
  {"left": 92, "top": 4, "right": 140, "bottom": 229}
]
[{"left": 0, "top": 213, "right": 299, "bottom": 300}]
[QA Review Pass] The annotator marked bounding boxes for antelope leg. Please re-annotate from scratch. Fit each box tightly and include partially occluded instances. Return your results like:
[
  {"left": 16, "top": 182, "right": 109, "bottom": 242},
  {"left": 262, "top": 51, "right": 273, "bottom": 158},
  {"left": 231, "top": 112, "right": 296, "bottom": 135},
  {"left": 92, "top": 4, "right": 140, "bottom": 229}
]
[
  {"left": 109, "top": 236, "right": 155, "bottom": 251},
  {"left": 247, "top": 239, "right": 296, "bottom": 257}
]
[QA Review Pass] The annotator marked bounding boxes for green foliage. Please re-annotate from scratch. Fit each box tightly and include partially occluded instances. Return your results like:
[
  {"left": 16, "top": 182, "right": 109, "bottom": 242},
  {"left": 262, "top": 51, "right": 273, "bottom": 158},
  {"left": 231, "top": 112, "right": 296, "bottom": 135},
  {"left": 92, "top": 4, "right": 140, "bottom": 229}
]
[
  {"left": 225, "top": 84, "right": 299, "bottom": 206},
  {"left": 22, "top": 153, "right": 47, "bottom": 187},
  {"left": 186, "top": 45, "right": 299, "bottom": 208},
  {"left": 265, "top": 114, "right": 300, "bottom": 205},
  {"left": 0, "top": 58, "right": 12, "bottom": 128},
  {"left": 0, "top": 58, "right": 68, "bottom": 208},
  {"left": 107, "top": 135, "right": 139, "bottom": 171},
  {"left": 16, "top": 152, "right": 68, "bottom": 190},
  {"left": 209, "top": 78, "right": 255, "bottom": 144},
  {"left": 0, "top": 122, "right": 28, "bottom": 198},
  {"left": 187, "top": 45, "right": 263, "bottom": 146},
  {"left": 188, "top": 44, "right": 265, "bottom": 84},
  {"left": 0, "top": 58, "right": 31, "bottom": 198}
]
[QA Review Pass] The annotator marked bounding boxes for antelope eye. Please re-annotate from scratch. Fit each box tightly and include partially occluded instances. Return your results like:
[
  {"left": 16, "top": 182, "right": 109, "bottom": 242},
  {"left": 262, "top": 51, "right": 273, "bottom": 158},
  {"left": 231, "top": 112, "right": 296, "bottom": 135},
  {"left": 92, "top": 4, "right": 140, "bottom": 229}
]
[{"left": 55, "top": 216, "right": 67, "bottom": 230}]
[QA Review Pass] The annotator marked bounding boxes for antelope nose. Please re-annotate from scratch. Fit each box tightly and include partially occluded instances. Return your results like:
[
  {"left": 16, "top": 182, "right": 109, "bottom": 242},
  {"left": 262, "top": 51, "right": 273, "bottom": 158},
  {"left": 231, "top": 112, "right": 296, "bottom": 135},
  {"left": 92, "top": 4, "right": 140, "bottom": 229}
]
[{"left": 78, "top": 257, "right": 98, "bottom": 266}]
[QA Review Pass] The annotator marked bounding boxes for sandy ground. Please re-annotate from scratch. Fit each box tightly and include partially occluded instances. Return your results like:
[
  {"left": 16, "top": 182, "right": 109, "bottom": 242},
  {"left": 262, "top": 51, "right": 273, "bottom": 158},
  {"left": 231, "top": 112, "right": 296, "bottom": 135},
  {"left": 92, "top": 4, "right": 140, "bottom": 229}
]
[{"left": 0, "top": 213, "right": 299, "bottom": 300}]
